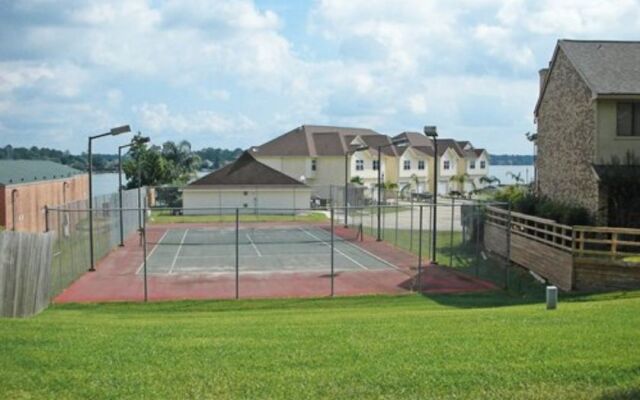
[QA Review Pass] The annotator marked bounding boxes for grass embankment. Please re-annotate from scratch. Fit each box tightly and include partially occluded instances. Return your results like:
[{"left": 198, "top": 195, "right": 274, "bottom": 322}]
[
  {"left": 1, "top": 293, "right": 640, "bottom": 399},
  {"left": 150, "top": 210, "right": 328, "bottom": 224}
]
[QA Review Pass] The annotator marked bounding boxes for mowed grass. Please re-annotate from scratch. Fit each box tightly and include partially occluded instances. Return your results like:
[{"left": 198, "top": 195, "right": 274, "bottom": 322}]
[{"left": 2, "top": 293, "right": 640, "bottom": 399}]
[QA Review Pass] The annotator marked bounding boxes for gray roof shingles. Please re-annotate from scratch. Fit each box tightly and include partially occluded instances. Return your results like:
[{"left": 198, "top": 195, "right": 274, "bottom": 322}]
[
  {"left": 189, "top": 151, "right": 307, "bottom": 187},
  {"left": 559, "top": 40, "right": 640, "bottom": 96},
  {"left": 0, "top": 160, "right": 83, "bottom": 186}
]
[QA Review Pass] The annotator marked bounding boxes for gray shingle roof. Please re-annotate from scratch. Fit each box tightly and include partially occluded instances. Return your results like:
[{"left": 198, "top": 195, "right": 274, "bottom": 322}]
[
  {"left": 251, "top": 125, "right": 394, "bottom": 157},
  {"left": 0, "top": 160, "right": 83, "bottom": 185},
  {"left": 189, "top": 151, "right": 307, "bottom": 187},
  {"left": 559, "top": 40, "right": 640, "bottom": 96}
]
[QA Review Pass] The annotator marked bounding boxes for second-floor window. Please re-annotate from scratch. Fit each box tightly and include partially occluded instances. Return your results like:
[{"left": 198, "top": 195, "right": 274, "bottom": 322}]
[
  {"left": 372, "top": 160, "right": 380, "bottom": 170},
  {"left": 403, "top": 160, "right": 411, "bottom": 170},
  {"left": 469, "top": 161, "right": 476, "bottom": 169},
  {"left": 311, "top": 159, "right": 317, "bottom": 171},
  {"left": 418, "top": 160, "right": 425, "bottom": 170},
  {"left": 480, "top": 160, "right": 486, "bottom": 169},
  {"left": 617, "top": 102, "right": 640, "bottom": 136},
  {"left": 443, "top": 160, "right": 450, "bottom": 170},
  {"left": 355, "top": 159, "right": 364, "bottom": 171}
]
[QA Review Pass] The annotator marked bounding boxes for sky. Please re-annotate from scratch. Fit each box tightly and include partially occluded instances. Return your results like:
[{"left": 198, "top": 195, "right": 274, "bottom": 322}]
[{"left": 1, "top": 0, "right": 640, "bottom": 155}]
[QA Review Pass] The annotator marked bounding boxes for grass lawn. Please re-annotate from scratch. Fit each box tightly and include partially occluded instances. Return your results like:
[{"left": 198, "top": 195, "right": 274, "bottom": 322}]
[
  {"left": 150, "top": 210, "right": 328, "bottom": 224},
  {"left": 2, "top": 293, "right": 640, "bottom": 399}
]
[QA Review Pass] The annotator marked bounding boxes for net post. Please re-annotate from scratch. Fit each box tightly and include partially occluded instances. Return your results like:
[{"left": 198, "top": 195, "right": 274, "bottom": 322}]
[
  {"left": 417, "top": 205, "right": 423, "bottom": 293},
  {"left": 449, "top": 197, "right": 455, "bottom": 267},
  {"left": 142, "top": 205, "right": 148, "bottom": 302},
  {"left": 330, "top": 207, "right": 335, "bottom": 297},
  {"left": 235, "top": 208, "right": 240, "bottom": 299}
]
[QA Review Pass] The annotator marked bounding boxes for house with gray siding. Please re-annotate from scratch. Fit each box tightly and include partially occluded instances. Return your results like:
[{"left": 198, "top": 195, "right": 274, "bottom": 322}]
[{"left": 534, "top": 40, "right": 640, "bottom": 224}]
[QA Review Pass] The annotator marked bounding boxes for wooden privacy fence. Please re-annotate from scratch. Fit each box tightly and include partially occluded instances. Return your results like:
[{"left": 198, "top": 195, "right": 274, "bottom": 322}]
[
  {"left": 484, "top": 206, "right": 640, "bottom": 291},
  {"left": 0, "top": 231, "right": 54, "bottom": 318}
]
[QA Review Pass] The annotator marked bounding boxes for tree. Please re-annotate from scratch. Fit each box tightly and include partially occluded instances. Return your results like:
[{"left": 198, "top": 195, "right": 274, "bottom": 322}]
[
  {"left": 123, "top": 136, "right": 171, "bottom": 189},
  {"left": 450, "top": 173, "right": 474, "bottom": 197},
  {"left": 350, "top": 176, "right": 364, "bottom": 185},
  {"left": 507, "top": 171, "right": 525, "bottom": 185},
  {"left": 161, "top": 140, "right": 202, "bottom": 183},
  {"left": 479, "top": 175, "right": 501, "bottom": 186}
]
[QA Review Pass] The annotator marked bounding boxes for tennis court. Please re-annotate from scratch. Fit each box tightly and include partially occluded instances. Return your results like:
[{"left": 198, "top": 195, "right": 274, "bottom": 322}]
[{"left": 142, "top": 225, "right": 396, "bottom": 275}]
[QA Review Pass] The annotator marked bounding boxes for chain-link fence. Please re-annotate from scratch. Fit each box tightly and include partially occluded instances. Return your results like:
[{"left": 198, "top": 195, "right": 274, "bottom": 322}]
[
  {"left": 46, "top": 187, "right": 147, "bottom": 299},
  {"left": 43, "top": 196, "right": 552, "bottom": 303}
]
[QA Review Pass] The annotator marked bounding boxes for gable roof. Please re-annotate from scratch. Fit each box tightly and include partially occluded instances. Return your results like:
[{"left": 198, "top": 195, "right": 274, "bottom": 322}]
[
  {"left": 535, "top": 40, "right": 640, "bottom": 116},
  {"left": 189, "top": 151, "right": 307, "bottom": 187},
  {"left": 0, "top": 160, "right": 83, "bottom": 186},
  {"left": 251, "top": 125, "right": 397, "bottom": 157}
]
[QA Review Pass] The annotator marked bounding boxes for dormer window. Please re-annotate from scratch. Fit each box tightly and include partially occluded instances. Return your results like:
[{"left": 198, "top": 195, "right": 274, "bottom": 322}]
[{"left": 617, "top": 102, "right": 640, "bottom": 136}]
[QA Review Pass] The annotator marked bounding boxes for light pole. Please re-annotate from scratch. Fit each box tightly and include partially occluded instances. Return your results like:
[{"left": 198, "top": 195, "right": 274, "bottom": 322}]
[
  {"left": 376, "top": 138, "right": 408, "bottom": 241},
  {"left": 88, "top": 125, "right": 131, "bottom": 271},
  {"left": 118, "top": 136, "right": 150, "bottom": 246},
  {"left": 424, "top": 125, "right": 438, "bottom": 264},
  {"left": 344, "top": 145, "right": 369, "bottom": 227}
]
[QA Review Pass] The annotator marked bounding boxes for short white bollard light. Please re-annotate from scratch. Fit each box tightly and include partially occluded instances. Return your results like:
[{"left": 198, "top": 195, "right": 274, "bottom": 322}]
[{"left": 546, "top": 285, "right": 558, "bottom": 310}]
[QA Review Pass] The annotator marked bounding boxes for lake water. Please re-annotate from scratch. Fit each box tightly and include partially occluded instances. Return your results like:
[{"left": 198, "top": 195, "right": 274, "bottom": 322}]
[{"left": 91, "top": 165, "right": 534, "bottom": 196}]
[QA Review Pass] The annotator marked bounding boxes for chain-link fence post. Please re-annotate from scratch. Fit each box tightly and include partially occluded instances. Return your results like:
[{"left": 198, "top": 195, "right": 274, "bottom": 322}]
[
  {"left": 417, "top": 205, "right": 423, "bottom": 293},
  {"left": 474, "top": 204, "right": 481, "bottom": 277},
  {"left": 235, "top": 208, "right": 239, "bottom": 299},
  {"left": 505, "top": 201, "right": 512, "bottom": 290},
  {"left": 142, "top": 206, "right": 148, "bottom": 302},
  {"left": 449, "top": 197, "right": 455, "bottom": 267},
  {"left": 395, "top": 201, "right": 399, "bottom": 246},
  {"left": 330, "top": 207, "right": 335, "bottom": 297},
  {"left": 409, "top": 196, "right": 414, "bottom": 251}
]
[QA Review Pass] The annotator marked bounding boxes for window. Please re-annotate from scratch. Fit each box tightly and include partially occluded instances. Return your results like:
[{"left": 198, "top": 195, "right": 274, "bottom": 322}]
[
  {"left": 480, "top": 160, "right": 486, "bottom": 169},
  {"left": 403, "top": 160, "right": 411, "bottom": 170},
  {"left": 311, "top": 159, "right": 317, "bottom": 171},
  {"left": 617, "top": 102, "right": 640, "bottom": 136},
  {"left": 355, "top": 159, "right": 364, "bottom": 171},
  {"left": 469, "top": 161, "right": 476, "bottom": 169},
  {"left": 443, "top": 160, "right": 450, "bottom": 170},
  {"left": 373, "top": 160, "right": 379, "bottom": 170},
  {"left": 418, "top": 160, "right": 425, "bottom": 170}
]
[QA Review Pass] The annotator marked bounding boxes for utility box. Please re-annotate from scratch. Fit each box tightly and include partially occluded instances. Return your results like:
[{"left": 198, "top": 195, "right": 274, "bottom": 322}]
[{"left": 546, "top": 286, "right": 558, "bottom": 310}]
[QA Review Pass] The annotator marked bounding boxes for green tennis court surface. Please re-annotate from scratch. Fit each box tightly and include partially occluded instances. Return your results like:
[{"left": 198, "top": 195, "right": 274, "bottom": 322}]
[{"left": 142, "top": 226, "right": 397, "bottom": 274}]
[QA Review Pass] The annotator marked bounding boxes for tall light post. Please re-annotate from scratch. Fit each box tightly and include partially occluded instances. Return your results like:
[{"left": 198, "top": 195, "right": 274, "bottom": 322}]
[
  {"left": 88, "top": 125, "right": 131, "bottom": 271},
  {"left": 376, "top": 138, "right": 409, "bottom": 241},
  {"left": 424, "top": 125, "right": 438, "bottom": 264},
  {"left": 344, "top": 145, "right": 369, "bottom": 227},
  {"left": 118, "top": 135, "right": 150, "bottom": 246}
]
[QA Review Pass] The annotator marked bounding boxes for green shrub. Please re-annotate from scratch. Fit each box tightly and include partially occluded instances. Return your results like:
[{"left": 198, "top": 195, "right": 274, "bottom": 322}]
[{"left": 492, "top": 187, "right": 592, "bottom": 226}]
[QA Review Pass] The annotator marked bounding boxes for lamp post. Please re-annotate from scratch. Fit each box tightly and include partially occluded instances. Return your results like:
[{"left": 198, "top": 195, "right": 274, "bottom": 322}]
[
  {"left": 344, "top": 145, "right": 369, "bottom": 227},
  {"left": 376, "top": 138, "right": 408, "bottom": 241},
  {"left": 118, "top": 136, "right": 150, "bottom": 246},
  {"left": 424, "top": 125, "right": 438, "bottom": 264},
  {"left": 88, "top": 125, "right": 131, "bottom": 271}
]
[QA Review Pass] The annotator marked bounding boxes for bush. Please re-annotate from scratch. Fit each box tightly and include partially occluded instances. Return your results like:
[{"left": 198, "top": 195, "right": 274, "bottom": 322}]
[{"left": 492, "top": 187, "right": 592, "bottom": 226}]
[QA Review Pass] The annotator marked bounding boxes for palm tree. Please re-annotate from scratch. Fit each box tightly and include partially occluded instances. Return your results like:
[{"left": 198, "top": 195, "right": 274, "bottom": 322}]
[
  {"left": 449, "top": 173, "right": 474, "bottom": 197},
  {"left": 506, "top": 171, "right": 524, "bottom": 186},
  {"left": 350, "top": 176, "right": 364, "bottom": 185},
  {"left": 479, "top": 175, "right": 501, "bottom": 187},
  {"left": 161, "top": 140, "right": 202, "bottom": 183}
]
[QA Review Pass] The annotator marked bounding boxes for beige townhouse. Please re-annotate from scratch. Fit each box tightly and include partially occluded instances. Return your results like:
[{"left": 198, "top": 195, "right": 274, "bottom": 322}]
[{"left": 535, "top": 40, "right": 640, "bottom": 224}]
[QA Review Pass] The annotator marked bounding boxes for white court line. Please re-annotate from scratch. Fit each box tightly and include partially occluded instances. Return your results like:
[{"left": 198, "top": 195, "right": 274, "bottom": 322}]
[
  {"left": 177, "top": 252, "right": 329, "bottom": 259},
  {"left": 246, "top": 233, "right": 262, "bottom": 257},
  {"left": 136, "top": 230, "right": 169, "bottom": 274},
  {"left": 299, "top": 228, "right": 368, "bottom": 270},
  {"left": 306, "top": 227, "right": 402, "bottom": 272},
  {"left": 168, "top": 229, "right": 189, "bottom": 274}
]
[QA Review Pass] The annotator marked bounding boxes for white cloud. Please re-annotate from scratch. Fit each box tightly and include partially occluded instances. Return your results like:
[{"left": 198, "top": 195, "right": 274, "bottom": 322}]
[{"left": 407, "top": 95, "right": 427, "bottom": 115}]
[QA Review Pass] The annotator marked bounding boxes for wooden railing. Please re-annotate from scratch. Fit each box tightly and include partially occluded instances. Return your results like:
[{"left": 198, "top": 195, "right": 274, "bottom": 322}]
[
  {"left": 485, "top": 206, "right": 573, "bottom": 252},
  {"left": 573, "top": 226, "right": 640, "bottom": 260}
]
